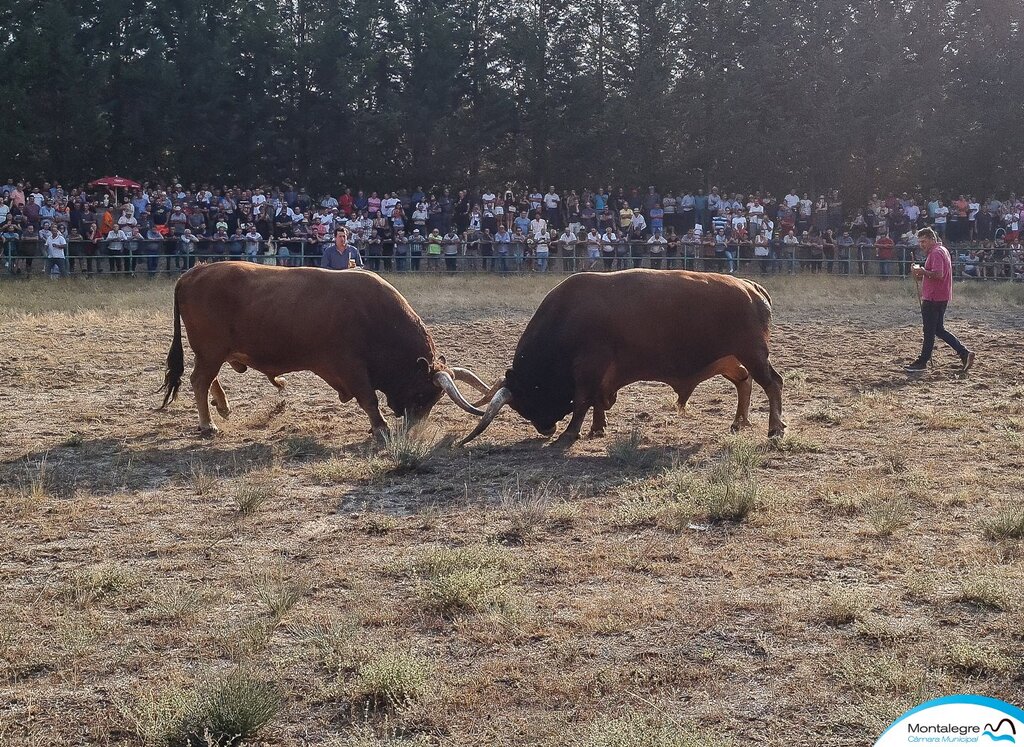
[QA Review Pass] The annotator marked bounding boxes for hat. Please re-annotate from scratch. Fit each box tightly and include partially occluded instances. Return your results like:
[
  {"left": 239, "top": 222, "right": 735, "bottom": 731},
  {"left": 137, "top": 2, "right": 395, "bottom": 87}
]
[{"left": 413, "top": 229, "right": 420, "bottom": 233}]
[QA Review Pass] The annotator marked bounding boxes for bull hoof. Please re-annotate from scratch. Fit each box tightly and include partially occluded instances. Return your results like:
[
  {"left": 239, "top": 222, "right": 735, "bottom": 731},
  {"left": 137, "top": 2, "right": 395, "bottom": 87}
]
[
  {"left": 554, "top": 431, "right": 580, "bottom": 446},
  {"left": 768, "top": 427, "right": 786, "bottom": 440},
  {"left": 587, "top": 428, "right": 606, "bottom": 439},
  {"left": 730, "top": 419, "right": 752, "bottom": 434},
  {"left": 212, "top": 402, "right": 231, "bottom": 419},
  {"left": 198, "top": 423, "right": 219, "bottom": 438}
]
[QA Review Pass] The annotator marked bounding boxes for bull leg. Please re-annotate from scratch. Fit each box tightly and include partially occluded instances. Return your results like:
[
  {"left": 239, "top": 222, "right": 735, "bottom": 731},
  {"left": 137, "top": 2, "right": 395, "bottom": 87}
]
[
  {"left": 743, "top": 355, "right": 786, "bottom": 439},
  {"left": 210, "top": 378, "right": 231, "bottom": 419},
  {"left": 673, "top": 380, "right": 699, "bottom": 416},
  {"left": 350, "top": 386, "right": 390, "bottom": 445},
  {"left": 556, "top": 399, "right": 592, "bottom": 445},
  {"left": 721, "top": 361, "right": 753, "bottom": 433},
  {"left": 190, "top": 359, "right": 222, "bottom": 435},
  {"left": 589, "top": 406, "right": 607, "bottom": 438},
  {"left": 267, "top": 375, "right": 287, "bottom": 391}
]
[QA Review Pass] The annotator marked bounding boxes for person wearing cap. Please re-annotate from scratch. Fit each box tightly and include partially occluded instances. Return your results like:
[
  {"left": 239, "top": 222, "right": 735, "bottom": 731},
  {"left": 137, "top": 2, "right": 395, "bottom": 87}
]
[{"left": 905, "top": 228, "right": 975, "bottom": 372}]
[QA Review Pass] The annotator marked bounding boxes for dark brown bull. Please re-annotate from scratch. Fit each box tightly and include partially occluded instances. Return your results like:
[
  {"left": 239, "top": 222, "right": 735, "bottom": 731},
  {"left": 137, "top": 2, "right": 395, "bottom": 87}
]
[
  {"left": 462, "top": 269, "right": 786, "bottom": 444},
  {"left": 158, "top": 263, "right": 490, "bottom": 440}
]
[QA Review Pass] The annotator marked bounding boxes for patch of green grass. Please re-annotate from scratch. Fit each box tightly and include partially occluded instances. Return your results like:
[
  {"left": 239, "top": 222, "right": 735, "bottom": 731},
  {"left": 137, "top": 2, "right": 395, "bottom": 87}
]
[
  {"left": 350, "top": 651, "right": 431, "bottom": 712},
  {"left": 123, "top": 668, "right": 281, "bottom": 747},
  {"left": 952, "top": 576, "right": 1014, "bottom": 611},
  {"left": 943, "top": 638, "right": 1015, "bottom": 676},
  {"left": 574, "top": 712, "right": 729, "bottom": 747},
  {"left": 980, "top": 504, "right": 1024, "bottom": 540},
  {"left": 409, "top": 545, "right": 518, "bottom": 617}
]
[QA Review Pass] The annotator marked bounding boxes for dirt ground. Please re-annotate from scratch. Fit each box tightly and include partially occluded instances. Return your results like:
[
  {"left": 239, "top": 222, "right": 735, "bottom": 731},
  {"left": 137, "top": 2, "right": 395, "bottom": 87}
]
[{"left": 1, "top": 274, "right": 1022, "bottom": 746}]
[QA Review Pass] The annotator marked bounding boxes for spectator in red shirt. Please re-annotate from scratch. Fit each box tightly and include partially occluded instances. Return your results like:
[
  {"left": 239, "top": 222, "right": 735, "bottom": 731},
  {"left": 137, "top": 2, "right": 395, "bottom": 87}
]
[
  {"left": 875, "top": 233, "right": 895, "bottom": 277},
  {"left": 905, "top": 228, "right": 975, "bottom": 372}
]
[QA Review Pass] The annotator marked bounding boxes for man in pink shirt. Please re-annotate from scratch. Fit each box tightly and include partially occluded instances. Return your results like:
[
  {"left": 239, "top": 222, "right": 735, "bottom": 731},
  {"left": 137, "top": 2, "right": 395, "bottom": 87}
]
[{"left": 905, "top": 227, "right": 975, "bottom": 372}]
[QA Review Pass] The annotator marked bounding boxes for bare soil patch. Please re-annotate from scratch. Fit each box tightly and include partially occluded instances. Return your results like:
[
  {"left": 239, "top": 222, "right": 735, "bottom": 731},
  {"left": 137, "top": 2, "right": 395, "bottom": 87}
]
[{"left": 1, "top": 274, "right": 1022, "bottom": 746}]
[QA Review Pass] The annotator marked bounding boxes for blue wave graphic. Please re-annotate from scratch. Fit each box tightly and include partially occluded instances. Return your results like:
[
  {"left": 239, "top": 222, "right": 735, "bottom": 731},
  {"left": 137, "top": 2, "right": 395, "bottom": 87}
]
[{"left": 983, "top": 732, "right": 1016, "bottom": 743}]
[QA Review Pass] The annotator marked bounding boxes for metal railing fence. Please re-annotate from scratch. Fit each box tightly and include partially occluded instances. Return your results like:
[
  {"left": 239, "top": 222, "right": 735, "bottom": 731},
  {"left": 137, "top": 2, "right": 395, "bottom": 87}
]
[{"left": 3, "top": 238, "right": 1022, "bottom": 281}]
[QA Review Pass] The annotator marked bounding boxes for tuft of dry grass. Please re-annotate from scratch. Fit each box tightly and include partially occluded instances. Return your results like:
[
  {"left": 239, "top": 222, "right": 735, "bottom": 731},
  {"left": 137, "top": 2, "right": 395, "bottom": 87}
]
[
  {"left": 375, "top": 423, "right": 445, "bottom": 475},
  {"left": 607, "top": 423, "right": 664, "bottom": 471},
  {"left": 806, "top": 403, "right": 842, "bottom": 426},
  {"left": 864, "top": 490, "right": 912, "bottom": 537},
  {"left": 980, "top": 504, "right": 1024, "bottom": 540},
  {"left": 952, "top": 576, "right": 1015, "bottom": 611},
  {"left": 252, "top": 561, "right": 310, "bottom": 621},
  {"left": 186, "top": 459, "right": 219, "bottom": 497},
  {"left": 145, "top": 583, "right": 204, "bottom": 623},
  {"left": 277, "top": 435, "right": 330, "bottom": 461},
  {"left": 232, "top": 479, "right": 277, "bottom": 518},
  {"left": 495, "top": 478, "right": 555, "bottom": 543},
  {"left": 818, "top": 585, "right": 871, "bottom": 625}
]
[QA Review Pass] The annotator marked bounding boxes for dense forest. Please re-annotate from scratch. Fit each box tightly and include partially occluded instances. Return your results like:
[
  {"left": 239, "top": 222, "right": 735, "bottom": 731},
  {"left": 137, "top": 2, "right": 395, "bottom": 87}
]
[{"left": 1, "top": 0, "right": 1022, "bottom": 202}]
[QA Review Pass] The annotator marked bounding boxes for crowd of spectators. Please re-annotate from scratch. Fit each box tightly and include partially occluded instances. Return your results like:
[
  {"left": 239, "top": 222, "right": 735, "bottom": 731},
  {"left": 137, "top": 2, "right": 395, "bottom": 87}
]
[{"left": 2, "top": 179, "right": 1023, "bottom": 280}]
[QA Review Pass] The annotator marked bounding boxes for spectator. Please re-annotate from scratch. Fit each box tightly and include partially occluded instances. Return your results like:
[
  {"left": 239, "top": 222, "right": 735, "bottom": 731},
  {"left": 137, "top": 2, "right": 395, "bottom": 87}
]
[
  {"left": 875, "top": 232, "right": 895, "bottom": 278},
  {"left": 648, "top": 229, "right": 667, "bottom": 269},
  {"left": 179, "top": 228, "right": 199, "bottom": 270},
  {"left": 44, "top": 225, "right": 68, "bottom": 278},
  {"left": 321, "top": 228, "right": 362, "bottom": 269},
  {"left": 543, "top": 187, "right": 560, "bottom": 228}
]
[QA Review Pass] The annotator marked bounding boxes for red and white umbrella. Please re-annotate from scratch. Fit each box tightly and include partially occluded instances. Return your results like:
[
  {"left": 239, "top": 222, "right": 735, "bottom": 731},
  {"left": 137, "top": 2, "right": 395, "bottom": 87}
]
[
  {"left": 89, "top": 175, "right": 141, "bottom": 190},
  {"left": 89, "top": 176, "right": 142, "bottom": 203}
]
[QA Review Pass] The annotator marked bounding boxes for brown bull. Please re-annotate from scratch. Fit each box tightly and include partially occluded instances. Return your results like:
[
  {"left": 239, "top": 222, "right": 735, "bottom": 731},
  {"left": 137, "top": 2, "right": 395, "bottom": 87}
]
[
  {"left": 158, "top": 263, "right": 490, "bottom": 440},
  {"left": 463, "top": 269, "right": 786, "bottom": 444}
]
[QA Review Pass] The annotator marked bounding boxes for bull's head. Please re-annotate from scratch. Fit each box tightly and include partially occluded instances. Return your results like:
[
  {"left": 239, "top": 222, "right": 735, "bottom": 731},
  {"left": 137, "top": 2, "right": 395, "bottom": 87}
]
[
  {"left": 394, "top": 356, "right": 489, "bottom": 428},
  {"left": 459, "top": 368, "right": 566, "bottom": 444}
]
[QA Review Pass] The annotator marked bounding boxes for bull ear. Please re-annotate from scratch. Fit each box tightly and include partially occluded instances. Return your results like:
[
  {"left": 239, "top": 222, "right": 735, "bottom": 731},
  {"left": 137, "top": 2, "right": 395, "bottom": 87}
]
[{"left": 416, "top": 356, "right": 431, "bottom": 374}]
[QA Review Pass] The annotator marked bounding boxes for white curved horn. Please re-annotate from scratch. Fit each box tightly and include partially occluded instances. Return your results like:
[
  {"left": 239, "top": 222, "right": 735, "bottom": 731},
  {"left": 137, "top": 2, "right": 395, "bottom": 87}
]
[
  {"left": 450, "top": 366, "right": 492, "bottom": 395},
  {"left": 459, "top": 387, "right": 512, "bottom": 445},
  {"left": 434, "top": 371, "right": 486, "bottom": 417}
]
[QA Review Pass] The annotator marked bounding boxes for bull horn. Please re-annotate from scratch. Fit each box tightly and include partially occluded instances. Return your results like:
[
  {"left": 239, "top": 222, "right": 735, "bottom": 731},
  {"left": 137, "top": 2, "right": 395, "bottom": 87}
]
[
  {"left": 433, "top": 371, "right": 486, "bottom": 417},
  {"left": 459, "top": 387, "right": 512, "bottom": 445},
  {"left": 462, "top": 373, "right": 507, "bottom": 408},
  {"left": 450, "top": 367, "right": 492, "bottom": 396}
]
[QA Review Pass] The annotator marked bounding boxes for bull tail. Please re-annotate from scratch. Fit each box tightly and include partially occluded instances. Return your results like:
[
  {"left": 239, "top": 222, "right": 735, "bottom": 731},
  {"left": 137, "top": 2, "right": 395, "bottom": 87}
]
[{"left": 157, "top": 282, "right": 185, "bottom": 409}]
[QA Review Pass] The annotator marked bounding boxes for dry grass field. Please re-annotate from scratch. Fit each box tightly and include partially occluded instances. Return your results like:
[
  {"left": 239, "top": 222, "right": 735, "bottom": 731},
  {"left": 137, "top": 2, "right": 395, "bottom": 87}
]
[{"left": 1, "top": 272, "right": 1023, "bottom": 747}]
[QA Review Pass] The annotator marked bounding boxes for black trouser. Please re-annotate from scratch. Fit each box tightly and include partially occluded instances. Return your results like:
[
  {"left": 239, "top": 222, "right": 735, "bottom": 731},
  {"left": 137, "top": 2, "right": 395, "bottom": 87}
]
[{"left": 917, "top": 300, "right": 968, "bottom": 364}]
